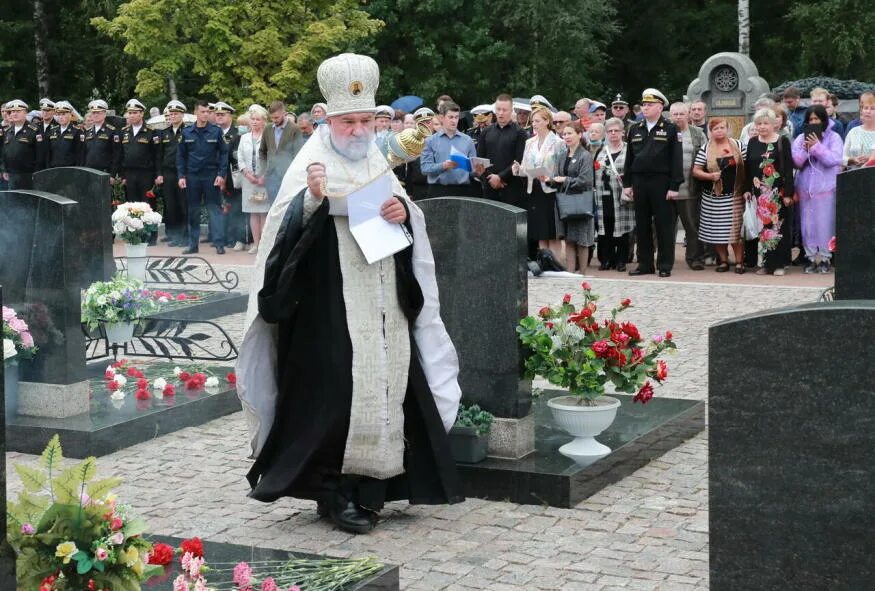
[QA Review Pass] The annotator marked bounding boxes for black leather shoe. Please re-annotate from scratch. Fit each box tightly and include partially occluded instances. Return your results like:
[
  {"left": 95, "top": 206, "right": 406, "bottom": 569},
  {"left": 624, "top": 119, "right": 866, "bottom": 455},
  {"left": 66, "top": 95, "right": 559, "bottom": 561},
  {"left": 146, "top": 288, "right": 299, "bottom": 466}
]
[
  {"left": 598, "top": 262, "right": 611, "bottom": 271},
  {"left": 216, "top": 245, "right": 225, "bottom": 254},
  {"left": 316, "top": 499, "right": 329, "bottom": 518},
  {"left": 689, "top": 263, "right": 705, "bottom": 271},
  {"left": 537, "top": 249, "right": 566, "bottom": 272},
  {"left": 628, "top": 268, "right": 654, "bottom": 276},
  {"left": 181, "top": 247, "right": 198, "bottom": 255},
  {"left": 658, "top": 270, "right": 672, "bottom": 277},
  {"left": 616, "top": 263, "right": 627, "bottom": 272},
  {"left": 330, "top": 501, "right": 376, "bottom": 534}
]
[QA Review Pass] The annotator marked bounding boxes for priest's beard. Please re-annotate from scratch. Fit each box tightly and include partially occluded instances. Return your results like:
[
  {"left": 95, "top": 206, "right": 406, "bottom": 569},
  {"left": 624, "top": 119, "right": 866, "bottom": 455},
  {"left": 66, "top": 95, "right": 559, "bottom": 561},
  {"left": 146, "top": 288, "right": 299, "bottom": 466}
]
[{"left": 330, "top": 129, "right": 375, "bottom": 161}]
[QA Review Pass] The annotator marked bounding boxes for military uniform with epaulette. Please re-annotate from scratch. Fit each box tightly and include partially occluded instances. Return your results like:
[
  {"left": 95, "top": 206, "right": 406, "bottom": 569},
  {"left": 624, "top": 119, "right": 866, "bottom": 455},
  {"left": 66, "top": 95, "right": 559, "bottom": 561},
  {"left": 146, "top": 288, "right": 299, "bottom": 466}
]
[
  {"left": 45, "top": 102, "right": 84, "bottom": 168},
  {"left": 215, "top": 101, "right": 246, "bottom": 248},
  {"left": 159, "top": 100, "right": 188, "bottom": 246},
  {"left": 83, "top": 124, "right": 119, "bottom": 173},
  {"left": 119, "top": 102, "right": 160, "bottom": 205},
  {"left": 1, "top": 100, "right": 44, "bottom": 189},
  {"left": 622, "top": 89, "right": 684, "bottom": 277}
]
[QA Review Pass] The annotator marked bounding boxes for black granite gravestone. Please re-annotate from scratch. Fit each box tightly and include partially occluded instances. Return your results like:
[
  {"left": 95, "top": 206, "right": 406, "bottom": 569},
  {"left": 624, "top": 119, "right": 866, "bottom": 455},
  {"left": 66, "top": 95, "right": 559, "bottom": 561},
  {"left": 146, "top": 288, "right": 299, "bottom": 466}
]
[
  {"left": 709, "top": 301, "right": 875, "bottom": 590},
  {"left": 34, "top": 167, "right": 115, "bottom": 287},
  {"left": 835, "top": 166, "right": 875, "bottom": 300},
  {"left": 0, "top": 286, "right": 18, "bottom": 586},
  {"left": 417, "top": 197, "right": 531, "bottom": 418},
  {"left": 0, "top": 191, "right": 86, "bottom": 384}
]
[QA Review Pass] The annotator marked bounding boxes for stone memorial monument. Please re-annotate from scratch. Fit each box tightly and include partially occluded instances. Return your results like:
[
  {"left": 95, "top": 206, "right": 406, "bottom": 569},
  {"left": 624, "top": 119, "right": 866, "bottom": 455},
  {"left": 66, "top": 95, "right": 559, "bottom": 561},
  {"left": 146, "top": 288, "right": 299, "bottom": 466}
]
[
  {"left": 834, "top": 167, "right": 875, "bottom": 300},
  {"left": 417, "top": 197, "right": 533, "bottom": 458},
  {"left": 709, "top": 301, "right": 875, "bottom": 590},
  {"left": 33, "top": 167, "right": 115, "bottom": 287},
  {"left": 687, "top": 52, "right": 770, "bottom": 138},
  {"left": 0, "top": 190, "right": 89, "bottom": 417}
]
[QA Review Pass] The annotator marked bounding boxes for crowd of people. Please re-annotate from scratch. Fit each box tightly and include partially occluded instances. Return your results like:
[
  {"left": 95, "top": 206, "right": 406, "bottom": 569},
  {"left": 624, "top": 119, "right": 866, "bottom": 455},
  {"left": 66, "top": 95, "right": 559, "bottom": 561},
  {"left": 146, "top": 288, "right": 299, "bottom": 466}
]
[{"left": 1, "top": 84, "right": 873, "bottom": 272}]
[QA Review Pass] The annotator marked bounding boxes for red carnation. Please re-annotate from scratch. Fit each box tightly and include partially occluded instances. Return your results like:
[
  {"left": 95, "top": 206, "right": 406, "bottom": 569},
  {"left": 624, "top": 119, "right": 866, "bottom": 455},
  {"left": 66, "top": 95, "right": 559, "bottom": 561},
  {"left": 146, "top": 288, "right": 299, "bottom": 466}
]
[
  {"left": 633, "top": 381, "right": 654, "bottom": 404},
  {"left": 545, "top": 322, "right": 554, "bottom": 329},
  {"left": 581, "top": 281, "right": 591, "bottom": 291},
  {"left": 226, "top": 372, "right": 237, "bottom": 385},
  {"left": 179, "top": 371, "right": 191, "bottom": 381},
  {"left": 538, "top": 307, "right": 551, "bottom": 318},
  {"left": 655, "top": 359, "right": 668, "bottom": 381},
  {"left": 148, "top": 543, "right": 174, "bottom": 566},
  {"left": 192, "top": 372, "right": 206, "bottom": 384},
  {"left": 135, "top": 389, "right": 150, "bottom": 400},
  {"left": 180, "top": 537, "right": 204, "bottom": 558},
  {"left": 104, "top": 370, "right": 115, "bottom": 380},
  {"left": 665, "top": 330, "right": 673, "bottom": 341},
  {"left": 562, "top": 293, "right": 572, "bottom": 304},
  {"left": 126, "top": 367, "right": 138, "bottom": 377},
  {"left": 591, "top": 340, "right": 610, "bottom": 357},
  {"left": 620, "top": 298, "right": 631, "bottom": 308},
  {"left": 594, "top": 161, "right": 601, "bottom": 170},
  {"left": 145, "top": 190, "right": 156, "bottom": 199},
  {"left": 107, "top": 380, "right": 119, "bottom": 391},
  {"left": 136, "top": 378, "right": 148, "bottom": 390},
  {"left": 185, "top": 378, "right": 201, "bottom": 390},
  {"left": 163, "top": 384, "right": 176, "bottom": 397}
]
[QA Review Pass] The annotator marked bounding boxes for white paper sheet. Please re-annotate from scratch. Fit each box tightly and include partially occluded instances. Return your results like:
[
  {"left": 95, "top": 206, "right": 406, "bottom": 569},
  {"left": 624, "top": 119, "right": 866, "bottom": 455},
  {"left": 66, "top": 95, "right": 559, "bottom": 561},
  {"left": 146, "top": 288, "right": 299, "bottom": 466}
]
[
  {"left": 471, "top": 156, "right": 492, "bottom": 169},
  {"left": 524, "top": 165, "right": 551, "bottom": 179},
  {"left": 346, "top": 174, "right": 413, "bottom": 264}
]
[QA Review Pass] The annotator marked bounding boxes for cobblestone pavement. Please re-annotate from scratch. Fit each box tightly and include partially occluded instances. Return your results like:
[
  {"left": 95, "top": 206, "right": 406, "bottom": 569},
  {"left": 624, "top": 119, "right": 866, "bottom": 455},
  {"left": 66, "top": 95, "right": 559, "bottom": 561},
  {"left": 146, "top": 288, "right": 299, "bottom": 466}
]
[{"left": 8, "top": 269, "right": 824, "bottom": 590}]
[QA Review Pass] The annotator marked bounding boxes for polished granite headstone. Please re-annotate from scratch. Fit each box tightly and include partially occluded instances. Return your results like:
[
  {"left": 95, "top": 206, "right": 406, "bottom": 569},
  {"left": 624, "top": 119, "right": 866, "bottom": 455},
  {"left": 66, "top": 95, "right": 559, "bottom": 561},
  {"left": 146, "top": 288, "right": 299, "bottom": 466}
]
[
  {"left": 34, "top": 167, "right": 115, "bottom": 287},
  {"left": 709, "top": 301, "right": 875, "bottom": 590},
  {"left": 834, "top": 167, "right": 875, "bottom": 300},
  {"left": 0, "top": 286, "right": 18, "bottom": 586},
  {"left": 457, "top": 391, "right": 705, "bottom": 507},
  {"left": 7, "top": 363, "right": 242, "bottom": 458},
  {"left": 145, "top": 536, "right": 398, "bottom": 590},
  {"left": 0, "top": 190, "right": 86, "bottom": 384},
  {"left": 417, "top": 197, "right": 531, "bottom": 418}
]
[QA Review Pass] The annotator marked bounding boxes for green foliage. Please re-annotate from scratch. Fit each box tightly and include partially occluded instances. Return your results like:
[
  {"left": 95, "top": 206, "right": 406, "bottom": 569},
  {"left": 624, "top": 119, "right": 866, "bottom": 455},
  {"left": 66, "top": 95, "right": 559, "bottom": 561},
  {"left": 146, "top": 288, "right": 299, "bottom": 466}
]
[
  {"left": 7, "top": 435, "right": 160, "bottom": 590},
  {"left": 454, "top": 404, "right": 494, "bottom": 436},
  {"left": 92, "top": 0, "right": 383, "bottom": 109}
]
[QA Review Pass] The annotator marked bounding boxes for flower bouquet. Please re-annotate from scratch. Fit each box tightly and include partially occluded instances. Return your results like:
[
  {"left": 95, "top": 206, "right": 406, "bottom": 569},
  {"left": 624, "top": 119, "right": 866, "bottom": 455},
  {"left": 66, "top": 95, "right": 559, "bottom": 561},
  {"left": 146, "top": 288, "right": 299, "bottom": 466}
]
[
  {"left": 3, "top": 305, "right": 38, "bottom": 361},
  {"left": 82, "top": 275, "right": 158, "bottom": 344},
  {"left": 7, "top": 435, "right": 164, "bottom": 591},
  {"left": 111, "top": 202, "right": 162, "bottom": 246},
  {"left": 517, "top": 282, "right": 676, "bottom": 405}
]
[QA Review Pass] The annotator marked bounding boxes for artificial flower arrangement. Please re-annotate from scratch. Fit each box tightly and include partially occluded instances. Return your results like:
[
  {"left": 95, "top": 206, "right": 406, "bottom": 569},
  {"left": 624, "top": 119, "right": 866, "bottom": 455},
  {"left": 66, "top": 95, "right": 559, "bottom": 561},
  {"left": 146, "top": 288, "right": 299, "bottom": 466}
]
[
  {"left": 81, "top": 274, "right": 158, "bottom": 331},
  {"left": 3, "top": 305, "right": 38, "bottom": 361},
  {"left": 102, "top": 359, "right": 236, "bottom": 402},
  {"left": 517, "top": 282, "right": 676, "bottom": 405},
  {"left": 7, "top": 435, "right": 164, "bottom": 591},
  {"left": 111, "top": 202, "right": 162, "bottom": 245}
]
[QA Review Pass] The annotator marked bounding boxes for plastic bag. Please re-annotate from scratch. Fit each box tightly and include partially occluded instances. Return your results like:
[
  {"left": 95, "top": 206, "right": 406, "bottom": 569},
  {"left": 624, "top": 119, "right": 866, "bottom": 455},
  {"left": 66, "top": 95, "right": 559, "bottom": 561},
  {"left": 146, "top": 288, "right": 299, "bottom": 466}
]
[{"left": 742, "top": 196, "right": 762, "bottom": 241}]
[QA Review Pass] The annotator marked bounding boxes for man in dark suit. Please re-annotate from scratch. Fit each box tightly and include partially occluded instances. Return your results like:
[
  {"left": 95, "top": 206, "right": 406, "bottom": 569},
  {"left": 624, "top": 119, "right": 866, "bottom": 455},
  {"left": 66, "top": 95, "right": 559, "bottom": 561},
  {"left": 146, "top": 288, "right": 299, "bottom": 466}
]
[
  {"left": 258, "top": 100, "right": 305, "bottom": 202},
  {"left": 474, "top": 93, "right": 526, "bottom": 209}
]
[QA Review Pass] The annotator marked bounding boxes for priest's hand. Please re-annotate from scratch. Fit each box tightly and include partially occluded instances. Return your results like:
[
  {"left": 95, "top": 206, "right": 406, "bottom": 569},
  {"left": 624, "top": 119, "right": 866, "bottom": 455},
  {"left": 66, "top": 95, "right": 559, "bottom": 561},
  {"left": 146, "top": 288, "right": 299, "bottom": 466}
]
[
  {"left": 307, "top": 163, "right": 327, "bottom": 200},
  {"left": 381, "top": 197, "right": 407, "bottom": 224}
]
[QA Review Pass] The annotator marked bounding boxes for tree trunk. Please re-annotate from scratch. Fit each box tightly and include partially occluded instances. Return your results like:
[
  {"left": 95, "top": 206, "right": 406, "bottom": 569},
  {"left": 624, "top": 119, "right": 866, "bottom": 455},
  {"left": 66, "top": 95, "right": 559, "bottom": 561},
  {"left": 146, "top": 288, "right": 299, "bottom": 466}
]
[
  {"left": 167, "top": 76, "right": 178, "bottom": 101},
  {"left": 738, "top": 0, "right": 750, "bottom": 56},
  {"left": 33, "top": 0, "right": 50, "bottom": 97}
]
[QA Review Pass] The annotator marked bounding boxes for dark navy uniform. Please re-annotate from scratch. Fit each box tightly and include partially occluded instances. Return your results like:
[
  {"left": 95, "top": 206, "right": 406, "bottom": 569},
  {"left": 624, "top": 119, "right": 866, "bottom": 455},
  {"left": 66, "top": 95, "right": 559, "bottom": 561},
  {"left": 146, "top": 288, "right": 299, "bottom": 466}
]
[
  {"left": 119, "top": 124, "right": 161, "bottom": 202},
  {"left": 159, "top": 121, "right": 187, "bottom": 244},
  {"left": 2, "top": 123, "right": 44, "bottom": 189},
  {"left": 177, "top": 122, "right": 229, "bottom": 252},
  {"left": 46, "top": 124, "right": 84, "bottom": 168},
  {"left": 83, "top": 122, "right": 120, "bottom": 173},
  {"left": 623, "top": 114, "right": 683, "bottom": 274},
  {"left": 221, "top": 123, "right": 247, "bottom": 246}
]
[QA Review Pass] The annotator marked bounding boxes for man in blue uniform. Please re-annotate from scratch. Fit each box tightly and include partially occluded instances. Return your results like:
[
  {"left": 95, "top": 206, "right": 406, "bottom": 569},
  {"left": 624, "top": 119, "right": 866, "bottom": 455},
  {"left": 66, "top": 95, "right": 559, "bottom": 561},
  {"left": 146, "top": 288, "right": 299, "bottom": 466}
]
[
  {"left": 177, "top": 99, "right": 229, "bottom": 255},
  {"left": 622, "top": 88, "right": 683, "bottom": 278}
]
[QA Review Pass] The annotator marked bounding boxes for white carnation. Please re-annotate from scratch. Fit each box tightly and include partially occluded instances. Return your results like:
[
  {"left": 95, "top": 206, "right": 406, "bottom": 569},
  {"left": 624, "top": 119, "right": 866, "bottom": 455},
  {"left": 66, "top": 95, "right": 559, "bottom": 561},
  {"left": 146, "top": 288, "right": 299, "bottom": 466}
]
[
  {"left": 105, "top": 364, "right": 116, "bottom": 374},
  {"left": 114, "top": 374, "right": 127, "bottom": 386},
  {"left": 110, "top": 390, "right": 125, "bottom": 400},
  {"left": 152, "top": 378, "right": 167, "bottom": 390},
  {"left": 3, "top": 338, "right": 17, "bottom": 360},
  {"left": 205, "top": 376, "right": 219, "bottom": 388},
  {"left": 173, "top": 366, "right": 182, "bottom": 376}
]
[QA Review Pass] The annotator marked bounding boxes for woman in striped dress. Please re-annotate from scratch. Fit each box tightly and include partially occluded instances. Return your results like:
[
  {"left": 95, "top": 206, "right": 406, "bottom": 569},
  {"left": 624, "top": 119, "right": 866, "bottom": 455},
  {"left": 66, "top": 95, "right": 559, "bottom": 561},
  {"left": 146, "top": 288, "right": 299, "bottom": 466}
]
[{"left": 693, "top": 118, "right": 747, "bottom": 273}]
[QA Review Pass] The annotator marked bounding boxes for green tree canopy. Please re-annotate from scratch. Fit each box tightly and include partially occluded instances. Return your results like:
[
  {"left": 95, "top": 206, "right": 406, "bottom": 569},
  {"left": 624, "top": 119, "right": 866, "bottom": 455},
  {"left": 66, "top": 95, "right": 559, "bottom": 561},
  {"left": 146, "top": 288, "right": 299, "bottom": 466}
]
[{"left": 91, "top": 0, "right": 383, "bottom": 111}]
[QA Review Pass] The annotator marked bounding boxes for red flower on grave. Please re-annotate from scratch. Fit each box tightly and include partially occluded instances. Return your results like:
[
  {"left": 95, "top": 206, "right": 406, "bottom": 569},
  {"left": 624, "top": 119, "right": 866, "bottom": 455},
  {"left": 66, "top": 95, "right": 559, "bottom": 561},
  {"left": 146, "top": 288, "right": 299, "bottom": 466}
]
[
  {"left": 538, "top": 306, "right": 551, "bottom": 318},
  {"left": 633, "top": 381, "right": 654, "bottom": 404},
  {"left": 126, "top": 367, "right": 138, "bottom": 377},
  {"left": 104, "top": 370, "right": 115, "bottom": 380},
  {"left": 136, "top": 378, "right": 148, "bottom": 390},
  {"left": 107, "top": 380, "right": 119, "bottom": 391},
  {"left": 179, "top": 371, "right": 192, "bottom": 381},
  {"left": 620, "top": 322, "right": 640, "bottom": 342},
  {"left": 180, "top": 537, "right": 204, "bottom": 558},
  {"left": 148, "top": 543, "right": 174, "bottom": 566},
  {"left": 163, "top": 384, "right": 176, "bottom": 397},
  {"left": 135, "top": 389, "right": 150, "bottom": 400},
  {"left": 591, "top": 340, "right": 610, "bottom": 357},
  {"left": 655, "top": 360, "right": 668, "bottom": 382},
  {"left": 226, "top": 372, "right": 237, "bottom": 385},
  {"left": 620, "top": 298, "right": 632, "bottom": 308},
  {"left": 562, "top": 293, "right": 572, "bottom": 304},
  {"left": 665, "top": 330, "right": 673, "bottom": 341},
  {"left": 581, "top": 281, "right": 591, "bottom": 291}
]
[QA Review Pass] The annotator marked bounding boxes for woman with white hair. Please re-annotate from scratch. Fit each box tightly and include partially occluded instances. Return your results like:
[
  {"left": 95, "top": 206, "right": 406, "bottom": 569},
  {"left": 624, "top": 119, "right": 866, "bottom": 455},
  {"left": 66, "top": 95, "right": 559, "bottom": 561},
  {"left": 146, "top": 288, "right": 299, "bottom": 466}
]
[
  {"left": 744, "top": 108, "right": 794, "bottom": 276},
  {"left": 238, "top": 104, "right": 270, "bottom": 253}
]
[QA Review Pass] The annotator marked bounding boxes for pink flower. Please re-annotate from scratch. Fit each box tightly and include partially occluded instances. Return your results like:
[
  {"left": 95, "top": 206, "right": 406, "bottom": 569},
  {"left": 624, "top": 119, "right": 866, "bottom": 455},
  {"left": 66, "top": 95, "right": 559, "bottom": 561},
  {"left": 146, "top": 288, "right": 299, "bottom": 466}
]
[
  {"left": 104, "top": 369, "right": 115, "bottom": 380},
  {"left": 176, "top": 294, "right": 188, "bottom": 301},
  {"left": 261, "top": 578, "right": 280, "bottom": 591},
  {"left": 187, "top": 555, "right": 205, "bottom": 578},
  {"left": 21, "top": 523, "right": 35, "bottom": 535},
  {"left": 173, "top": 575, "right": 188, "bottom": 591},
  {"left": 652, "top": 334, "right": 664, "bottom": 344},
  {"left": 2, "top": 306, "right": 14, "bottom": 322},
  {"left": 581, "top": 281, "right": 591, "bottom": 291},
  {"left": 234, "top": 562, "right": 253, "bottom": 586},
  {"left": 95, "top": 547, "right": 109, "bottom": 561},
  {"left": 20, "top": 331, "right": 34, "bottom": 348},
  {"left": 828, "top": 236, "right": 836, "bottom": 252},
  {"left": 8, "top": 317, "right": 28, "bottom": 333},
  {"left": 110, "top": 532, "right": 124, "bottom": 545}
]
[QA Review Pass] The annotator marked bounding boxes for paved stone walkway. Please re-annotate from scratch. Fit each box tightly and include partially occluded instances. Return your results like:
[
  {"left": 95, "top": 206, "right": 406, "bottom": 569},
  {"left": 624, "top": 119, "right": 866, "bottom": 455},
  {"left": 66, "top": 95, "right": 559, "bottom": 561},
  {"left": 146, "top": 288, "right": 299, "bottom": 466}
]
[{"left": 8, "top": 271, "right": 824, "bottom": 590}]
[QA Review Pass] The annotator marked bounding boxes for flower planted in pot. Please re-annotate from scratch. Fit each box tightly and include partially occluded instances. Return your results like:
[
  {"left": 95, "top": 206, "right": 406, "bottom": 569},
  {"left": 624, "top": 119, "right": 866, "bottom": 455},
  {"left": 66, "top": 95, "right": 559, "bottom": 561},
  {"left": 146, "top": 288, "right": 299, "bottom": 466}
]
[
  {"left": 82, "top": 274, "right": 158, "bottom": 345},
  {"left": 4, "top": 305, "right": 39, "bottom": 417},
  {"left": 112, "top": 201, "right": 161, "bottom": 280},
  {"left": 517, "top": 282, "right": 676, "bottom": 465},
  {"left": 449, "top": 404, "right": 495, "bottom": 463}
]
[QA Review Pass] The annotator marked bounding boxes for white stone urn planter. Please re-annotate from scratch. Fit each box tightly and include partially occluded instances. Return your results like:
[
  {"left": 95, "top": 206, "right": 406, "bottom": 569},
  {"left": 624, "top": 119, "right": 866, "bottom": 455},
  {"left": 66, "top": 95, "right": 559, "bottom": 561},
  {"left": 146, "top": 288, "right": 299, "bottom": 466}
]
[
  {"left": 125, "top": 242, "right": 148, "bottom": 281},
  {"left": 105, "top": 322, "right": 136, "bottom": 345},
  {"left": 547, "top": 395, "right": 621, "bottom": 466}
]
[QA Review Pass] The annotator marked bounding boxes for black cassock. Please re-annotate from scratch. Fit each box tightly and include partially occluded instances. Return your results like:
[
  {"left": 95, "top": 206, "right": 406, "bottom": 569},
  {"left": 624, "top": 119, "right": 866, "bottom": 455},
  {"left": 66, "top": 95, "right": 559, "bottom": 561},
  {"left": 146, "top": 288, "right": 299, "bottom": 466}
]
[{"left": 248, "top": 189, "right": 464, "bottom": 511}]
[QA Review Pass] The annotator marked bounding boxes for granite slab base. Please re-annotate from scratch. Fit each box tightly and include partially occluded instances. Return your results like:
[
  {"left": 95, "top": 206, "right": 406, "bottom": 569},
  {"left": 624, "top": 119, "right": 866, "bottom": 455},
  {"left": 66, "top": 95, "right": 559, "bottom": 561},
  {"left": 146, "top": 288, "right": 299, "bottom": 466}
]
[
  {"left": 457, "top": 391, "right": 705, "bottom": 508},
  {"left": 18, "top": 380, "right": 90, "bottom": 418},
  {"left": 144, "top": 289, "right": 248, "bottom": 321},
  {"left": 7, "top": 368, "right": 241, "bottom": 458},
  {"left": 488, "top": 413, "right": 535, "bottom": 459},
  {"left": 145, "top": 535, "right": 398, "bottom": 590}
]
